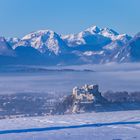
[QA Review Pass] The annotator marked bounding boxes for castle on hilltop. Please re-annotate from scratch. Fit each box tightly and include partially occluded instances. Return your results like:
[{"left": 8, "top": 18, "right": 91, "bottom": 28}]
[
  {"left": 72, "top": 84, "right": 101, "bottom": 103},
  {"left": 72, "top": 84, "right": 104, "bottom": 113},
  {"left": 54, "top": 84, "right": 107, "bottom": 114}
]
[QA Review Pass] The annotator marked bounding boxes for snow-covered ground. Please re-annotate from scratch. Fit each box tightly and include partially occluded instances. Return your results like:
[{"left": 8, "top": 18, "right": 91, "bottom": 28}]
[{"left": 0, "top": 110, "right": 140, "bottom": 140}]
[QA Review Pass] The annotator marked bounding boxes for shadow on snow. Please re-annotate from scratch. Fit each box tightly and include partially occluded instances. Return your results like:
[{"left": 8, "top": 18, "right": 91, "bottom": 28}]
[{"left": 0, "top": 121, "right": 140, "bottom": 135}]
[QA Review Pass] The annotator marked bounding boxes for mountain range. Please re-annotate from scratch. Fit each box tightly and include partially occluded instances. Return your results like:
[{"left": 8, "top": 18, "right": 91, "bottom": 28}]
[{"left": 0, "top": 25, "right": 140, "bottom": 65}]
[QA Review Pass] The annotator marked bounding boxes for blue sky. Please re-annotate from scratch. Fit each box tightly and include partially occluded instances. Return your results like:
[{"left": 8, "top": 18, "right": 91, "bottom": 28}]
[{"left": 0, "top": 0, "right": 139, "bottom": 37}]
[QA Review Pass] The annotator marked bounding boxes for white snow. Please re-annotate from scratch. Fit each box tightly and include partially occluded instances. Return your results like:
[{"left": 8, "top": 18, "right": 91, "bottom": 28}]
[
  {"left": 13, "top": 30, "right": 66, "bottom": 55},
  {"left": 62, "top": 25, "right": 131, "bottom": 53},
  {"left": 62, "top": 32, "right": 86, "bottom": 47},
  {"left": 84, "top": 25, "right": 101, "bottom": 34},
  {"left": 83, "top": 51, "right": 104, "bottom": 56},
  {"left": 0, "top": 110, "right": 140, "bottom": 140}
]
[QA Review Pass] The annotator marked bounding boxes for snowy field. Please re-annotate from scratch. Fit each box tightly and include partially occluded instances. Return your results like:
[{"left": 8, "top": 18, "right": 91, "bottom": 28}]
[{"left": 0, "top": 110, "right": 140, "bottom": 140}]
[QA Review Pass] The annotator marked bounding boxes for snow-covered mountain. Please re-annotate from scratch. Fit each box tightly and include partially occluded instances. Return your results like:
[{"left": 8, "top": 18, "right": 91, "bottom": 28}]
[
  {"left": 0, "top": 25, "right": 139, "bottom": 65},
  {"left": 62, "top": 25, "right": 131, "bottom": 48},
  {"left": 61, "top": 25, "right": 132, "bottom": 64},
  {"left": 62, "top": 26, "right": 111, "bottom": 48},
  {"left": 6, "top": 37, "right": 20, "bottom": 47},
  {"left": 111, "top": 32, "right": 140, "bottom": 62},
  {"left": 13, "top": 30, "right": 67, "bottom": 55}
]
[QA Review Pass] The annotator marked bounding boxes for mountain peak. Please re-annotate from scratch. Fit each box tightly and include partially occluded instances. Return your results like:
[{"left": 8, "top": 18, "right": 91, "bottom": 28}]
[
  {"left": 116, "top": 34, "right": 132, "bottom": 41},
  {"left": 101, "top": 28, "right": 119, "bottom": 35},
  {"left": 99, "top": 28, "right": 119, "bottom": 40},
  {"left": 85, "top": 25, "right": 101, "bottom": 34},
  {"left": 14, "top": 29, "right": 67, "bottom": 55},
  {"left": 22, "top": 29, "right": 57, "bottom": 40}
]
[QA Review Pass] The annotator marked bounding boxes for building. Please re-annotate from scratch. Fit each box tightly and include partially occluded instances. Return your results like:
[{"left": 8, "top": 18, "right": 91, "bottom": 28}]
[{"left": 72, "top": 84, "right": 103, "bottom": 113}]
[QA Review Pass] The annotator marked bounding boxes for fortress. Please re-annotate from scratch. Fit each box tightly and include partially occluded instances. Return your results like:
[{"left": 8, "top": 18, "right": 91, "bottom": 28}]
[{"left": 72, "top": 84, "right": 104, "bottom": 113}]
